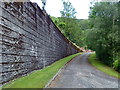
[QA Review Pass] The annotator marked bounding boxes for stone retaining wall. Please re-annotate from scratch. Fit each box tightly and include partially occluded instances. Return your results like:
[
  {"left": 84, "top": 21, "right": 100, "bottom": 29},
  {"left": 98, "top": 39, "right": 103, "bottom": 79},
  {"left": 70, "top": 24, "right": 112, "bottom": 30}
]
[{"left": 0, "top": 2, "right": 79, "bottom": 84}]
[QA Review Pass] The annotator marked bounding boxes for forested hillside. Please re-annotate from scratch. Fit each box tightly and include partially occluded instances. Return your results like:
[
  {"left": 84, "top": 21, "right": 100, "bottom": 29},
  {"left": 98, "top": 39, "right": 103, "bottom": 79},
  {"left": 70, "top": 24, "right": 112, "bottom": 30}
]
[
  {"left": 51, "top": 16, "right": 90, "bottom": 47},
  {"left": 51, "top": 1, "right": 120, "bottom": 72}
]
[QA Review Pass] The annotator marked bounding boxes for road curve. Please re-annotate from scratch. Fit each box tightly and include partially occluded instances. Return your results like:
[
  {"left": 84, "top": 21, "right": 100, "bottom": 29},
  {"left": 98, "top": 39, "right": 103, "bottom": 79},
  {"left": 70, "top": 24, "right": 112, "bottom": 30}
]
[{"left": 48, "top": 53, "right": 119, "bottom": 88}]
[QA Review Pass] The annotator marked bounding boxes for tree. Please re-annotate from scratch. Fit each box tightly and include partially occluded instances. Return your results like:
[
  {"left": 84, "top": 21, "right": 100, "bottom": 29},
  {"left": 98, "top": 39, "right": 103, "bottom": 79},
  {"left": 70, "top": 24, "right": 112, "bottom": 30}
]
[
  {"left": 41, "top": 0, "right": 47, "bottom": 10},
  {"left": 79, "top": 19, "right": 91, "bottom": 30},
  {"left": 59, "top": 1, "right": 84, "bottom": 46},
  {"left": 86, "top": 2, "right": 120, "bottom": 72},
  {"left": 60, "top": 0, "right": 76, "bottom": 18},
  {"left": 58, "top": 17, "right": 82, "bottom": 45},
  {"left": 51, "top": 0, "right": 91, "bottom": 48}
]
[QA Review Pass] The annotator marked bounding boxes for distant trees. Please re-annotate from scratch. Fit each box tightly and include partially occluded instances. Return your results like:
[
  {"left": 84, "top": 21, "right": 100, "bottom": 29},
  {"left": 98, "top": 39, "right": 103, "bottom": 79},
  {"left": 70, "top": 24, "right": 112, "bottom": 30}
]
[
  {"left": 51, "top": 16, "right": 90, "bottom": 47},
  {"left": 51, "top": 0, "right": 93, "bottom": 47},
  {"left": 41, "top": 0, "right": 47, "bottom": 10},
  {"left": 86, "top": 2, "right": 120, "bottom": 72},
  {"left": 79, "top": 19, "right": 90, "bottom": 30},
  {"left": 51, "top": 1, "right": 120, "bottom": 72},
  {"left": 60, "top": 0, "right": 76, "bottom": 18},
  {"left": 51, "top": 0, "right": 85, "bottom": 47}
]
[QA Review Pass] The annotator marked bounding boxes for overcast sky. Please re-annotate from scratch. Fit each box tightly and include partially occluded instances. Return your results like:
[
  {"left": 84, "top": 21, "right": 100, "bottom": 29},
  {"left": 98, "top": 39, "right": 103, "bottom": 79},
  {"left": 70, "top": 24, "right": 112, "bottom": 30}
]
[{"left": 30, "top": 0, "right": 92, "bottom": 19}]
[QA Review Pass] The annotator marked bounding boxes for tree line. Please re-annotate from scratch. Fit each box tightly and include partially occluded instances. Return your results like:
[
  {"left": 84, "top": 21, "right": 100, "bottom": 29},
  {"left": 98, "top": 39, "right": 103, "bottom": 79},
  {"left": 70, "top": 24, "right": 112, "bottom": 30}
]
[
  {"left": 87, "top": 2, "right": 120, "bottom": 72},
  {"left": 50, "top": 1, "right": 120, "bottom": 72}
]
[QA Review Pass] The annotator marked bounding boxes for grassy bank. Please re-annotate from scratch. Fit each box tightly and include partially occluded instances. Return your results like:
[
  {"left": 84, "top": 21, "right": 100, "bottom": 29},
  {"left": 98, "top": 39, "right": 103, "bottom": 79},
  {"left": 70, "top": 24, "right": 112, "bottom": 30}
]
[
  {"left": 89, "top": 53, "right": 120, "bottom": 79},
  {"left": 3, "top": 53, "right": 82, "bottom": 88}
]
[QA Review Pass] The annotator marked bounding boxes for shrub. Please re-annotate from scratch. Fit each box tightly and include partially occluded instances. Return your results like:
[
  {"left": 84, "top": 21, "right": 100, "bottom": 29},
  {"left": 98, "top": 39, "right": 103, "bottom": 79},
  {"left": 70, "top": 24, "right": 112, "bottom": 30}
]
[{"left": 113, "top": 59, "right": 120, "bottom": 72}]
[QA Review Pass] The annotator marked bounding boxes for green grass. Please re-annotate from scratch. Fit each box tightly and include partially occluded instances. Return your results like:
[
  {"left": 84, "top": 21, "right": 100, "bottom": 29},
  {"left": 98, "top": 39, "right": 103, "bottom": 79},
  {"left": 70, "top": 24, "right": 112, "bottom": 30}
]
[
  {"left": 3, "top": 53, "right": 82, "bottom": 88},
  {"left": 89, "top": 53, "right": 120, "bottom": 79}
]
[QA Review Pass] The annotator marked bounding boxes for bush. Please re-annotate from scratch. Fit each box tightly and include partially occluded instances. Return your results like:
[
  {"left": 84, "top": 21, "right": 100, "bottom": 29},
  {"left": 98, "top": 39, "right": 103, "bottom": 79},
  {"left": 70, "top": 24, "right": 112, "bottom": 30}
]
[{"left": 113, "top": 59, "right": 120, "bottom": 72}]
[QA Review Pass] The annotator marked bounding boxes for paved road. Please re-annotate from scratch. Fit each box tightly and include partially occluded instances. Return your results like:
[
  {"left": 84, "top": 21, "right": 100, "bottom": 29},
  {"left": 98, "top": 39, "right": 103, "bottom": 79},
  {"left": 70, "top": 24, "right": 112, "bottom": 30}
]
[{"left": 48, "top": 53, "right": 119, "bottom": 88}]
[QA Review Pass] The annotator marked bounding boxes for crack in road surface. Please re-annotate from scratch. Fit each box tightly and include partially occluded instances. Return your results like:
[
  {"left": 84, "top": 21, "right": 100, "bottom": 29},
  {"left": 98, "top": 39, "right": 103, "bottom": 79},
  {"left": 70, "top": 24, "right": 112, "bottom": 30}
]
[{"left": 48, "top": 53, "right": 119, "bottom": 88}]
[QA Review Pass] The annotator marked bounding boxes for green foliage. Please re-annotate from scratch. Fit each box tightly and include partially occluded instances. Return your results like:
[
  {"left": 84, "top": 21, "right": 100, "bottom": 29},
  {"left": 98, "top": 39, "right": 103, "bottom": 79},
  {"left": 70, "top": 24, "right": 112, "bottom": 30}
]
[
  {"left": 59, "top": 0, "right": 83, "bottom": 46},
  {"left": 50, "top": 0, "right": 91, "bottom": 48},
  {"left": 51, "top": 15, "right": 91, "bottom": 47},
  {"left": 79, "top": 19, "right": 91, "bottom": 30},
  {"left": 60, "top": 0, "right": 76, "bottom": 18},
  {"left": 113, "top": 59, "right": 120, "bottom": 72},
  {"left": 87, "top": 2, "right": 120, "bottom": 72},
  {"left": 51, "top": 17, "right": 83, "bottom": 47}
]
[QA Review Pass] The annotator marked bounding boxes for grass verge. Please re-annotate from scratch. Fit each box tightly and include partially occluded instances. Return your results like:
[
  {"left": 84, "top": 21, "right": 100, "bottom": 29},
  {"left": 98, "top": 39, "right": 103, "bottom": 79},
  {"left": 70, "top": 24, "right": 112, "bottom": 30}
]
[
  {"left": 89, "top": 53, "right": 120, "bottom": 79},
  {"left": 3, "top": 52, "right": 82, "bottom": 88}
]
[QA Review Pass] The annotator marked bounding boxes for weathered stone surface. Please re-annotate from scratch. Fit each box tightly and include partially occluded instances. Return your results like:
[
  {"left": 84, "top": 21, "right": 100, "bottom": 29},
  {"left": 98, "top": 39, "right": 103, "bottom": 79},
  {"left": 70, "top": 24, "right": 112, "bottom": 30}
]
[{"left": 0, "top": 2, "right": 79, "bottom": 85}]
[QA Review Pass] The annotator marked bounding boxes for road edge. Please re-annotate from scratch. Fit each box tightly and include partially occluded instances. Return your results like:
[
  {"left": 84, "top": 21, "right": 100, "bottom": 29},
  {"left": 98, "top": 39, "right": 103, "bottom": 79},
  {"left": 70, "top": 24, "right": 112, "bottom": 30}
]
[{"left": 44, "top": 54, "right": 82, "bottom": 88}]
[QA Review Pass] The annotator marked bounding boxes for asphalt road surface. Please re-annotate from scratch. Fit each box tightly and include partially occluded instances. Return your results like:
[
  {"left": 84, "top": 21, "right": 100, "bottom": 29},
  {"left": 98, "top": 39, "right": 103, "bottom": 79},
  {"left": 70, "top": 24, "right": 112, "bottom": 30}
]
[{"left": 48, "top": 53, "right": 119, "bottom": 88}]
